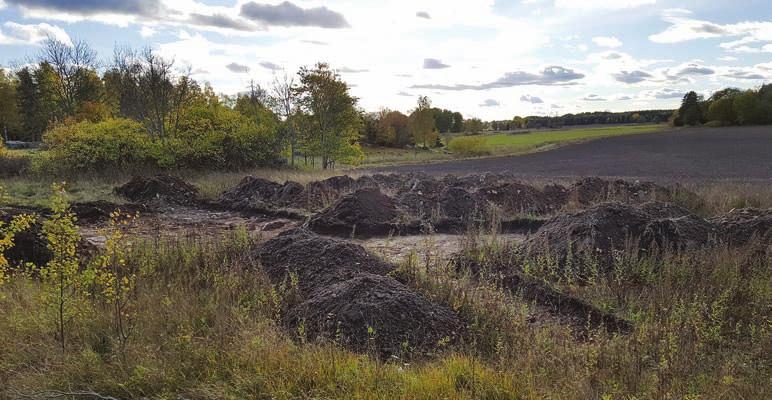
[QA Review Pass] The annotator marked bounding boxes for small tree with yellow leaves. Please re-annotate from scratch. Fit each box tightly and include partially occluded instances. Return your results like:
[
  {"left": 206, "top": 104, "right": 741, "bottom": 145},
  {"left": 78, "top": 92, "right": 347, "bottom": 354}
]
[
  {"left": 92, "top": 210, "right": 139, "bottom": 358},
  {"left": 0, "top": 186, "right": 35, "bottom": 288},
  {"left": 39, "top": 183, "right": 84, "bottom": 352}
]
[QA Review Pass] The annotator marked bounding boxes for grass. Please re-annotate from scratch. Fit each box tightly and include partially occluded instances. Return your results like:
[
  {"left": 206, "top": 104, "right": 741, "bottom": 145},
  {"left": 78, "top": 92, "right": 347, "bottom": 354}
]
[
  {"left": 362, "top": 124, "right": 667, "bottom": 166},
  {"left": 0, "top": 209, "right": 768, "bottom": 398}
]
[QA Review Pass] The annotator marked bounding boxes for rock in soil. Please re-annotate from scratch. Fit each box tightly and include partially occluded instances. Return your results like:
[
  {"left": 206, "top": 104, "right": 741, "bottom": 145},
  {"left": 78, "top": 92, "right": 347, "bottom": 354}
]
[
  {"left": 284, "top": 273, "right": 464, "bottom": 357},
  {"left": 115, "top": 174, "right": 199, "bottom": 206},
  {"left": 255, "top": 229, "right": 395, "bottom": 296},
  {"left": 308, "top": 187, "right": 418, "bottom": 238}
]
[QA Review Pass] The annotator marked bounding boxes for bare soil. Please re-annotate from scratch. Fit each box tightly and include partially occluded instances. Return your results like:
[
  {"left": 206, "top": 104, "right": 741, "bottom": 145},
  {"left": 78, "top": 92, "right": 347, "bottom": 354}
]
[{"left": 371, "top": 127, "right": 772, "bottom": 182}]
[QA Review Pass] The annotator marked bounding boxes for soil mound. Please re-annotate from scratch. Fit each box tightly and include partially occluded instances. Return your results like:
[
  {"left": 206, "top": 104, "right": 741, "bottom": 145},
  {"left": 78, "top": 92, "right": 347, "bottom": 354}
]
[
  {"left": 710, "top": 208, "right": 772, "bottom": 246},
  {"left": 439, "top": 186, "right": 482, "bottom": 222},
  {"left": 1, "top": 208, "right": 50, "bottom": 267},
  {"left": 271, "top": 181, "right": 305, "bottom": 208},
  {"left": 524, "top": 202, "right": 716, "bottom": 274},
  {"left": 284, "top": 273, "right": 464, "bottom": 357},
  {"left": 255, "top": 229, "right": 394, "bottom": 296},
  {"left": 479, "top": 182, "right": 562, "bottom": 216},
  {"left": 567, "top": 178, "right": 672, "bottom": 206},
  {"left": 218, "top": 176, "right": 282, "bottom": 210},
  {"left": 70, "top": 201, "right": 148, "bottom": 225},
  {"left": 308, "top": 188, "right": 416, "bottom": 237},
  {"left": 115, "top": 175, "right": 199, "bottom": 206}
]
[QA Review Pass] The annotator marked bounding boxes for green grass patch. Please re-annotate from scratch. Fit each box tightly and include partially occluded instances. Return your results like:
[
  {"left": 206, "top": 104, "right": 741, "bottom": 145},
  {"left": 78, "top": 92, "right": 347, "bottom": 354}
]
[
  {"left": 362, "top": 124, "right": 667, "bottom": 166},
  {"left": 468, "top": 124, "right": 666, "bottom": 156}
]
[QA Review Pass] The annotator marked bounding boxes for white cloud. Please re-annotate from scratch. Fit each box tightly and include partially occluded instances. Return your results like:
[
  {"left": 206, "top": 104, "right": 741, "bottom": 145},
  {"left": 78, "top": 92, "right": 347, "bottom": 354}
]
[
  {"left": 555, "top": 0, "right": 656, "bottom": 10},
  {"left": 718, "top": 56, "right": 738, "bottom": 62},
  {"left": 592, "top": 36, "right": 622, "bottom": 48},
  {"left": 139, "top": 26, "right": 157, "bottom": 38},
  {"left": 0, "top": 21, "right": 71, "bottom": 46},
  {"left": 651, "top": 10, "right": 772, "bottom": 45}
]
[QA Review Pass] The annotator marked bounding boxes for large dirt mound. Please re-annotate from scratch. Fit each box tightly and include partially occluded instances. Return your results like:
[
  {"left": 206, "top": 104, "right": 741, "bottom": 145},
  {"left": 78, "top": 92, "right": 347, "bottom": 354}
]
[
  {"left": 524, "top": 202, "right": 716, "bottom": 274},
  {"left": 70, "top": 201, "right": 148, "bottom": 225},
  {"left": 710, "top": 208, "right": 772, "bottom": 246},
  {"left": 218, "top": 176, "right": 282, "bottom": 210},
  {"left": 0, "top": 208, "right": 50, "bottom": 267},
  {"left": 308, "top": 188, "right": 416, "bottom": 237},
  {"left": 285, "top": 273, "right": 464, "bottom": 357},
  {"left": 255, "top": 229, "right": 394, "bottom": 296},
  {"left": 480, "top": 182, "right": 565, "bottom": 216},
  {"left": 567, "top": 178, "right": 672, "bottom": 206},
  {"left": 115, "top": 175, "right": 199, "bottom": 206}
]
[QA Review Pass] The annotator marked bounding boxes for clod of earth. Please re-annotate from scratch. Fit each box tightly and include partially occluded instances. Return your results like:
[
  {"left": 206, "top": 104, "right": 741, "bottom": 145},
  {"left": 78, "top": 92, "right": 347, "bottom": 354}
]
[
  {"left": 308, "top": 188, "right": 419, "bottom": 238},
  {"left": 115, "top": 174, "right": 200, "bottom": 206},
  {"left": 284, "top": 273, "right": 464, "bottom": 357}
]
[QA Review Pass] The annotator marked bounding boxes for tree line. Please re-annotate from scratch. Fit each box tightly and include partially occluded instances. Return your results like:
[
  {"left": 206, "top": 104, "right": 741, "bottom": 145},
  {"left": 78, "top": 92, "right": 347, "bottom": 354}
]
[
  {"left": 673, "top": 84, "right": 772, "bottom": 127},
  {"left": 488, "top": 110, "right": 673, "bottom": 131},
  {"left": 0, "top": 38, "right": 373, "bottom": 171}
]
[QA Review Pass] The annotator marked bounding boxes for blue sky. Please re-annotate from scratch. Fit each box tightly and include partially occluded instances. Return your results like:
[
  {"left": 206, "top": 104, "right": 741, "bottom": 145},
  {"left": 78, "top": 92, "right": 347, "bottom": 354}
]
[{"left": 0, "top": 0, "right": 770, "bottom": 119}]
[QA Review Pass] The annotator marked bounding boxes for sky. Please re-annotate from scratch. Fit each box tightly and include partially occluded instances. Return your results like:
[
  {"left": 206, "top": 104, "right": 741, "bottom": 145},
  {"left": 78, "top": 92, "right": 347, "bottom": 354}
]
[{"left": 0, "top": 0, "right": 771, "bottom": 120}]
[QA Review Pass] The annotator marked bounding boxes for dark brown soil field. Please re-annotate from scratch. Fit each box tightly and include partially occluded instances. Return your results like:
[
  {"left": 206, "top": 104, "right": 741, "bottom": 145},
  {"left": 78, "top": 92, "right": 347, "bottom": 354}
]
[{"left": 373, "top": 127, "right": 772, "bottom": 182}]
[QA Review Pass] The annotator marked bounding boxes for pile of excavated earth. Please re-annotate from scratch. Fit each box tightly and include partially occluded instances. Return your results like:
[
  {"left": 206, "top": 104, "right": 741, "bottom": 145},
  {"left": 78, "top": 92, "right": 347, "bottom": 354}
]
[{"left": 3, "top": 172, "right": 770, "bottom": 357}]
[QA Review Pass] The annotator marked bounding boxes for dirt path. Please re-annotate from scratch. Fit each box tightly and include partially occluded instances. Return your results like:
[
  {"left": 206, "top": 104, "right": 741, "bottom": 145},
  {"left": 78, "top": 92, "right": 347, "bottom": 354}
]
[{"left": 371, "top": 126, "right": 772, "bottom": 182}]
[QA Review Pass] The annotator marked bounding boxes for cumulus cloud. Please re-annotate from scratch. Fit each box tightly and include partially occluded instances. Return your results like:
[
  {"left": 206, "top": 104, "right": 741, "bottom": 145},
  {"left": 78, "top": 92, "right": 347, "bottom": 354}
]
[
  {"left": 240, "top": 1, "right": 349, "bottom": 29},
  {"left": 411, "top": 66, "right": 584, "bottom": 90},
  {"left": 423, "top": 58, "right": 450, "bottom": 69},
  {"left": 416, "top": 11, "right": 430, "bottom": 19},
  {"left": 397, "top": 91, "right": 412, "bottom": 97},
  {"left": 520, "top": 94, "right": 544, "bottom": 104},
  {"left": 226, "top": 62, "right": 250, "bottom": 73},
  {"left": 0, "top": 21, "right": 71, "bottom": 46},
  {"left": 613, "top": 70, "right": 654, "bottom": 84},
  {"left": 669, "top": 63, "right": 715, "bottom": 77},
  {"left": 189, "top": 13, "right": 255, "bottom": 31},
  {"left": 723, "top": 69, "right": 765, "bottom": 80},
  {"left": 642, "top": 88, "right": 685, "bottom": 99},
  {"left": 616, "top": 95, "right": 634, "bottom": 101},
  {"left": 139, "top": 26, "right": 157, "bottom": 38},
  {"left": 6, "top": 0, "right": 161, "bottom": 17},
  {"left": 582, "top": 94, "right": 607, "bottom": 101},
  {"left": 593, "top": 36, "right": 622, "bottom": 48},
  {"left": 480, "top": 99, "right": 501, "bottom": 107},
  {"left": 259, "top": 61, "right": 282, "bottom": 71},
  {"left": 650, "top": 8, "right": 772, "bottom": 47}
]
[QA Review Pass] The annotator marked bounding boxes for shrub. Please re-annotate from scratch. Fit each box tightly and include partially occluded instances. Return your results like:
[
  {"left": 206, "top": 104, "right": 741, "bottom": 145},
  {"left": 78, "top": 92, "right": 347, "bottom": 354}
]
[
  {"left": 39, "top": 107, "right": 284, "bottom": 174},
  {"left": 42, "top": 119, "right": 154, "bottom": 174},
  {"left": 448, "top": 136, "right": 490, "bottom": 156}
]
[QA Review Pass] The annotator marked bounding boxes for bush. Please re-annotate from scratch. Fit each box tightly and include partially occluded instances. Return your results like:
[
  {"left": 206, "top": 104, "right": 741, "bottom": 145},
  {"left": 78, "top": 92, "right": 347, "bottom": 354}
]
[
  {"left": 42, "top": 119, "right": 154, "bottom": 174},
  {"left": 39, "top": 107, "right": 284, "bottom": 174},
  {"left": 448, "top": 136, "right": 490, "bottom": 156}
]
